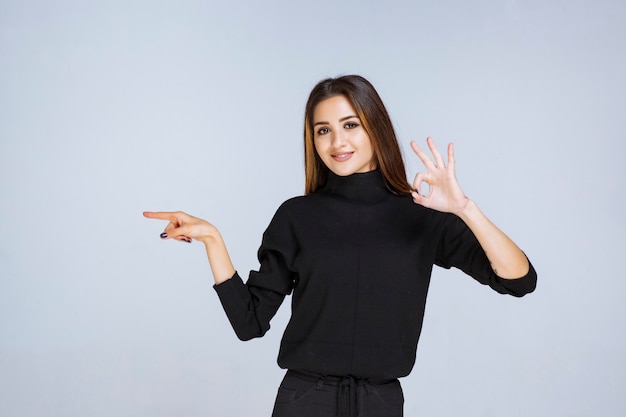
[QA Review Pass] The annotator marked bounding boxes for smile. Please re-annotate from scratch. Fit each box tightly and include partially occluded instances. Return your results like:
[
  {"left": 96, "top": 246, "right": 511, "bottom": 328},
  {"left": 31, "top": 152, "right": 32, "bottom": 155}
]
[{"left": 331, "top": 152, "right": 354, "bottom": 161}]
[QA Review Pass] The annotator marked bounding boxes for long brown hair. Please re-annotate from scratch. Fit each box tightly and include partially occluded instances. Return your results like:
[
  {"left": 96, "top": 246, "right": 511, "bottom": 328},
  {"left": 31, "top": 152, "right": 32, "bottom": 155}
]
[{"left": 304, "top": 75, "right": 412, "bottom": 195}]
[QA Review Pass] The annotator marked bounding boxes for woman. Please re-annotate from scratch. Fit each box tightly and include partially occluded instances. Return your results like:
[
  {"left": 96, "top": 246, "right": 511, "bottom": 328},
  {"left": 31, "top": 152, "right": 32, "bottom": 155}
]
[{"left": 144, "top": 75, "right": 536, "bottom": 417}]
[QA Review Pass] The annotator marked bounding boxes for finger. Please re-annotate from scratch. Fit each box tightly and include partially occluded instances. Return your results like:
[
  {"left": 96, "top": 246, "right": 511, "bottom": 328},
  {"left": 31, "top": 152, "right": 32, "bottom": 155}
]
[
  {"left": 410, "top": 141, "right": 437, "bottom": 171},
  {"left": 426, "top": 137, "right": 446, "bottom": 168},
  {"left": 159, "top": 222, "right": 179, "bottom": 239},
  {"left": 411, "top": 188, "right": 428, "bottom": 206},
  {"left": 412, "top": 172, "right": 426, "bottom": 194},
  {"left": 166, "top": 224, "right": 194, "bottom": 242},
  {"left": 160, "top": 229, "right": 192, "bottom": 243},
  {"left": 160, "top": 231, "right": 192, "bottom": 243},
  {"left": 412, "top": 172, "right": 434, "bottom": 199},
  {"left": 143, "top": 211, "right": 180, "bottom": 221},
  {"left": 447, "top": 143, "right": 456, "bottom": 173}
]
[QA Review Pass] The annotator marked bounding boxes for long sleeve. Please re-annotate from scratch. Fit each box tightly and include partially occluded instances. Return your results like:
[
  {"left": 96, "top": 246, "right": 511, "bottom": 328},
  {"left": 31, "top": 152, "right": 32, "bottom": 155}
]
[
  {"left": 213, "top": 272, "right": 286, "bottom": 340},
  {"left": 213, "top": 201, "right": 299, "bottom": 340},
  {"left": 434, "top": 213, "right": 537, "bottom": 297}
]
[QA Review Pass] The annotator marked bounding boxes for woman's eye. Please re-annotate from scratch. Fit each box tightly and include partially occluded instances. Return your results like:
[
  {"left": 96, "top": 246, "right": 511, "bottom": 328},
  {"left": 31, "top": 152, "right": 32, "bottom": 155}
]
[
  {"left": 317, "top": 127, "right": 329, "bottom": 135},
  {"left": 345, "top": 122, "right": 358, "bottom": 129}
]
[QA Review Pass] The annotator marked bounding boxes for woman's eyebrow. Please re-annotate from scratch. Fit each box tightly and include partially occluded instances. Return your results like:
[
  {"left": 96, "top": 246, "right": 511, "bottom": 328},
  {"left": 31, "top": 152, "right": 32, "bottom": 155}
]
[{"left": 313, "top": 115, "right": 359, "bottom": 127}]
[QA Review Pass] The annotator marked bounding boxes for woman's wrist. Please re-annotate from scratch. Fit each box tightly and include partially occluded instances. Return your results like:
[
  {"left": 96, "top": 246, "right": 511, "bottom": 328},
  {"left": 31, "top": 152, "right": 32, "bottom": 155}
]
[
  {"left": 455, "top": 197, "right": 476, "bottom": 220},
  {"left": 200, "top": 230, "right": 223, "bottom": 247}
]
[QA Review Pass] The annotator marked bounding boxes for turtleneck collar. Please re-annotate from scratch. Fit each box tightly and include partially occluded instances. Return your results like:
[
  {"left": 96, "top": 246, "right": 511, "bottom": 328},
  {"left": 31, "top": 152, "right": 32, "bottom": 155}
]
[{"left": 319, "top": 170, "right": 390, "bottom": 204}]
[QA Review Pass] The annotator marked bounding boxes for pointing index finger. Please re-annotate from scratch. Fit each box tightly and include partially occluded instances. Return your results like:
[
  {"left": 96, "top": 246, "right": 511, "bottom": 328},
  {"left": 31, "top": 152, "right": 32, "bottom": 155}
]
[{"left": 143, "top": 211, "right": 178, "bottom": 221}]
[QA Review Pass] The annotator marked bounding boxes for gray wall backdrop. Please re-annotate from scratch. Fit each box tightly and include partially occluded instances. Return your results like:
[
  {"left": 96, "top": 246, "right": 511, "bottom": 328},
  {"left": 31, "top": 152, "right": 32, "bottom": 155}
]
[{"left": 1, "top": 0, "right": 624, "bottom": 416}]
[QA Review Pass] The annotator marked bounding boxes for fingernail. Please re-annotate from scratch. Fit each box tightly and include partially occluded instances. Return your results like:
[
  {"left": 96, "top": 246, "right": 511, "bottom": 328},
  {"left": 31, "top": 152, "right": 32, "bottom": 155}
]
[
  {"left": 160, "top": 232, "right": 168, "bottom": 239},
  {"left": 414, "top": 189, "right": 420, "bottom": 195}
]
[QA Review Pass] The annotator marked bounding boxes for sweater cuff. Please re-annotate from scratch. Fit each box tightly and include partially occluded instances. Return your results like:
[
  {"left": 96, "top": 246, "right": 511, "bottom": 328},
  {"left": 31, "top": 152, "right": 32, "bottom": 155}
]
[
  {"left": 493, "top": 261, "right": 537, "bottom": 297},
  {"left": 213, "top": 271, "right": 250, "bottom": 308}
]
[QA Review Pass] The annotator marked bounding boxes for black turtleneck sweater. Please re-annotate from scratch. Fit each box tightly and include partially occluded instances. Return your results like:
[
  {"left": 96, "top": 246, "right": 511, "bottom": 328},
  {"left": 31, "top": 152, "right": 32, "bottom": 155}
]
[{"left": 214, "top": 170, "right": 536, "bottom": 379}]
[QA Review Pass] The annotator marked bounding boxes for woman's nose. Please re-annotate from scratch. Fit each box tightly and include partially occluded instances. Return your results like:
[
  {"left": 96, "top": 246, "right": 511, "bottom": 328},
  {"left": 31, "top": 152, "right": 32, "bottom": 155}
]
[{"left": 331, "top": 130, "right": 346, "bottom": 147}]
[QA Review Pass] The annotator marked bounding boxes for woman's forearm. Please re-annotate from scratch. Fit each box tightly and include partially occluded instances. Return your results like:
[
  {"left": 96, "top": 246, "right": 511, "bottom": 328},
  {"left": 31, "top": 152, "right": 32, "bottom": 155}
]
[
  {"left": 201, "top": 232, "right": 236, "bottom": 285},
  {"left": 456, "top": 200, "right": 530, "bottom": 279}
]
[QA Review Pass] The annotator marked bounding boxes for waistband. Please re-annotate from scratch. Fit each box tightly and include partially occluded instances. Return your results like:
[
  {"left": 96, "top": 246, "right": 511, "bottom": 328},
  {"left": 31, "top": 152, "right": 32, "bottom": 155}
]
[
  {"left": 286, "top": 369, "right": 397, "bottom": 386},
  {"left": 286, "top": 369, "right": 399, "bottom": 417}
]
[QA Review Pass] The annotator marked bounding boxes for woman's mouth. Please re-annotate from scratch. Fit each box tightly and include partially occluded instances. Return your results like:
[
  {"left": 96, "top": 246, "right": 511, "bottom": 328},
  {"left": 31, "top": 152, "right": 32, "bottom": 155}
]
[{"left": 331, "top": 152, "right": 354, "bottom": 162}]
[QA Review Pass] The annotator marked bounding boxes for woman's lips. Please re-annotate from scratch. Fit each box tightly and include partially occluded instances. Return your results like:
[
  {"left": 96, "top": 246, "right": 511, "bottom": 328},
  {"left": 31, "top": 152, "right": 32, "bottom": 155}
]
[{"left": 331, "top": 151, "right": 354, "bottom": 162}]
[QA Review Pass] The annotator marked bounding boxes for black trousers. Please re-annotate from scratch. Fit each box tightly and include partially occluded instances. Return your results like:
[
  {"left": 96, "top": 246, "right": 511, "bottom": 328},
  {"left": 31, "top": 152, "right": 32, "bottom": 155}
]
[{"left": 271, "top": 370, "right": 404, "bottom": 417}]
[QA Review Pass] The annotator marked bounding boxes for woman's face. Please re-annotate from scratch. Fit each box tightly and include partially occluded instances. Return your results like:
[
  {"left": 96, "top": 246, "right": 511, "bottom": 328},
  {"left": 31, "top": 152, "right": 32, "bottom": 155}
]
[{"left": 312, "top": 95, "right": 376, "bottom": 176}]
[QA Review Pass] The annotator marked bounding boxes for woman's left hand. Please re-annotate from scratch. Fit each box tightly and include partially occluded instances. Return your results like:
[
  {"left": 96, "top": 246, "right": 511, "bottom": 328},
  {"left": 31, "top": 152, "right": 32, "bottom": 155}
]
[{"left": 410, "top": 137, "right": 469, "bottom": 215}]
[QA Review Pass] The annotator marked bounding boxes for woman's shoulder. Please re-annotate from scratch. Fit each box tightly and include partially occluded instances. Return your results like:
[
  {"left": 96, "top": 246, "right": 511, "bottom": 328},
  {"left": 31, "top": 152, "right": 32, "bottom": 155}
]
[{"left": 272, "top": 194, "right": 316, "bottom": 215}]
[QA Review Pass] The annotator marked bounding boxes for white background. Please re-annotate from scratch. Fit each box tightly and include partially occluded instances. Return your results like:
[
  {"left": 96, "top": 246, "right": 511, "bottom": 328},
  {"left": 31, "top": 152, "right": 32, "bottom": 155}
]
[{"left": 1, "top": 0, "right": 624, "bottom": 416}]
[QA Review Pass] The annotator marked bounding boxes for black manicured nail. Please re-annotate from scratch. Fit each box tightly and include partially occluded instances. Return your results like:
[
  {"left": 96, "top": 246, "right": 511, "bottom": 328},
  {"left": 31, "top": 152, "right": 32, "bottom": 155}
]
[
  {"left": 160, "top": 232, "right": 168, "bottom": 239},
  {"left": 413, "top": 189, "right": 419, "bottom": 195}
]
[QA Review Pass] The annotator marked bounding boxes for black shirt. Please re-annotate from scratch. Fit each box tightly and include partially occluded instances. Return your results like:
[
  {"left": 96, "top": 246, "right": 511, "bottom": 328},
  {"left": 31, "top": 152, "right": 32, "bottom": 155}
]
[{"left": 214, "top": 170, "right": 537, "bottom": 378}]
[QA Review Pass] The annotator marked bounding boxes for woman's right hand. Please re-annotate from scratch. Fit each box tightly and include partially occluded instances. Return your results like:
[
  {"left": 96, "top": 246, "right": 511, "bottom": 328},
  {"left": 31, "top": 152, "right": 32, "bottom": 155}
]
[
  {"left": 144, "top": 211, "right": 236, "bottom": 283},
  {"left": 143, "top": 211, "right": 218, "bottom": 244}
]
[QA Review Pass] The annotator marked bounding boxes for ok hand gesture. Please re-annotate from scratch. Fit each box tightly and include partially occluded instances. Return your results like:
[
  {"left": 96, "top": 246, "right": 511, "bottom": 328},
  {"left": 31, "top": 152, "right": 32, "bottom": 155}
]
[{"left": 410, "top": 137, "right": 469, "bottom": 215}]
